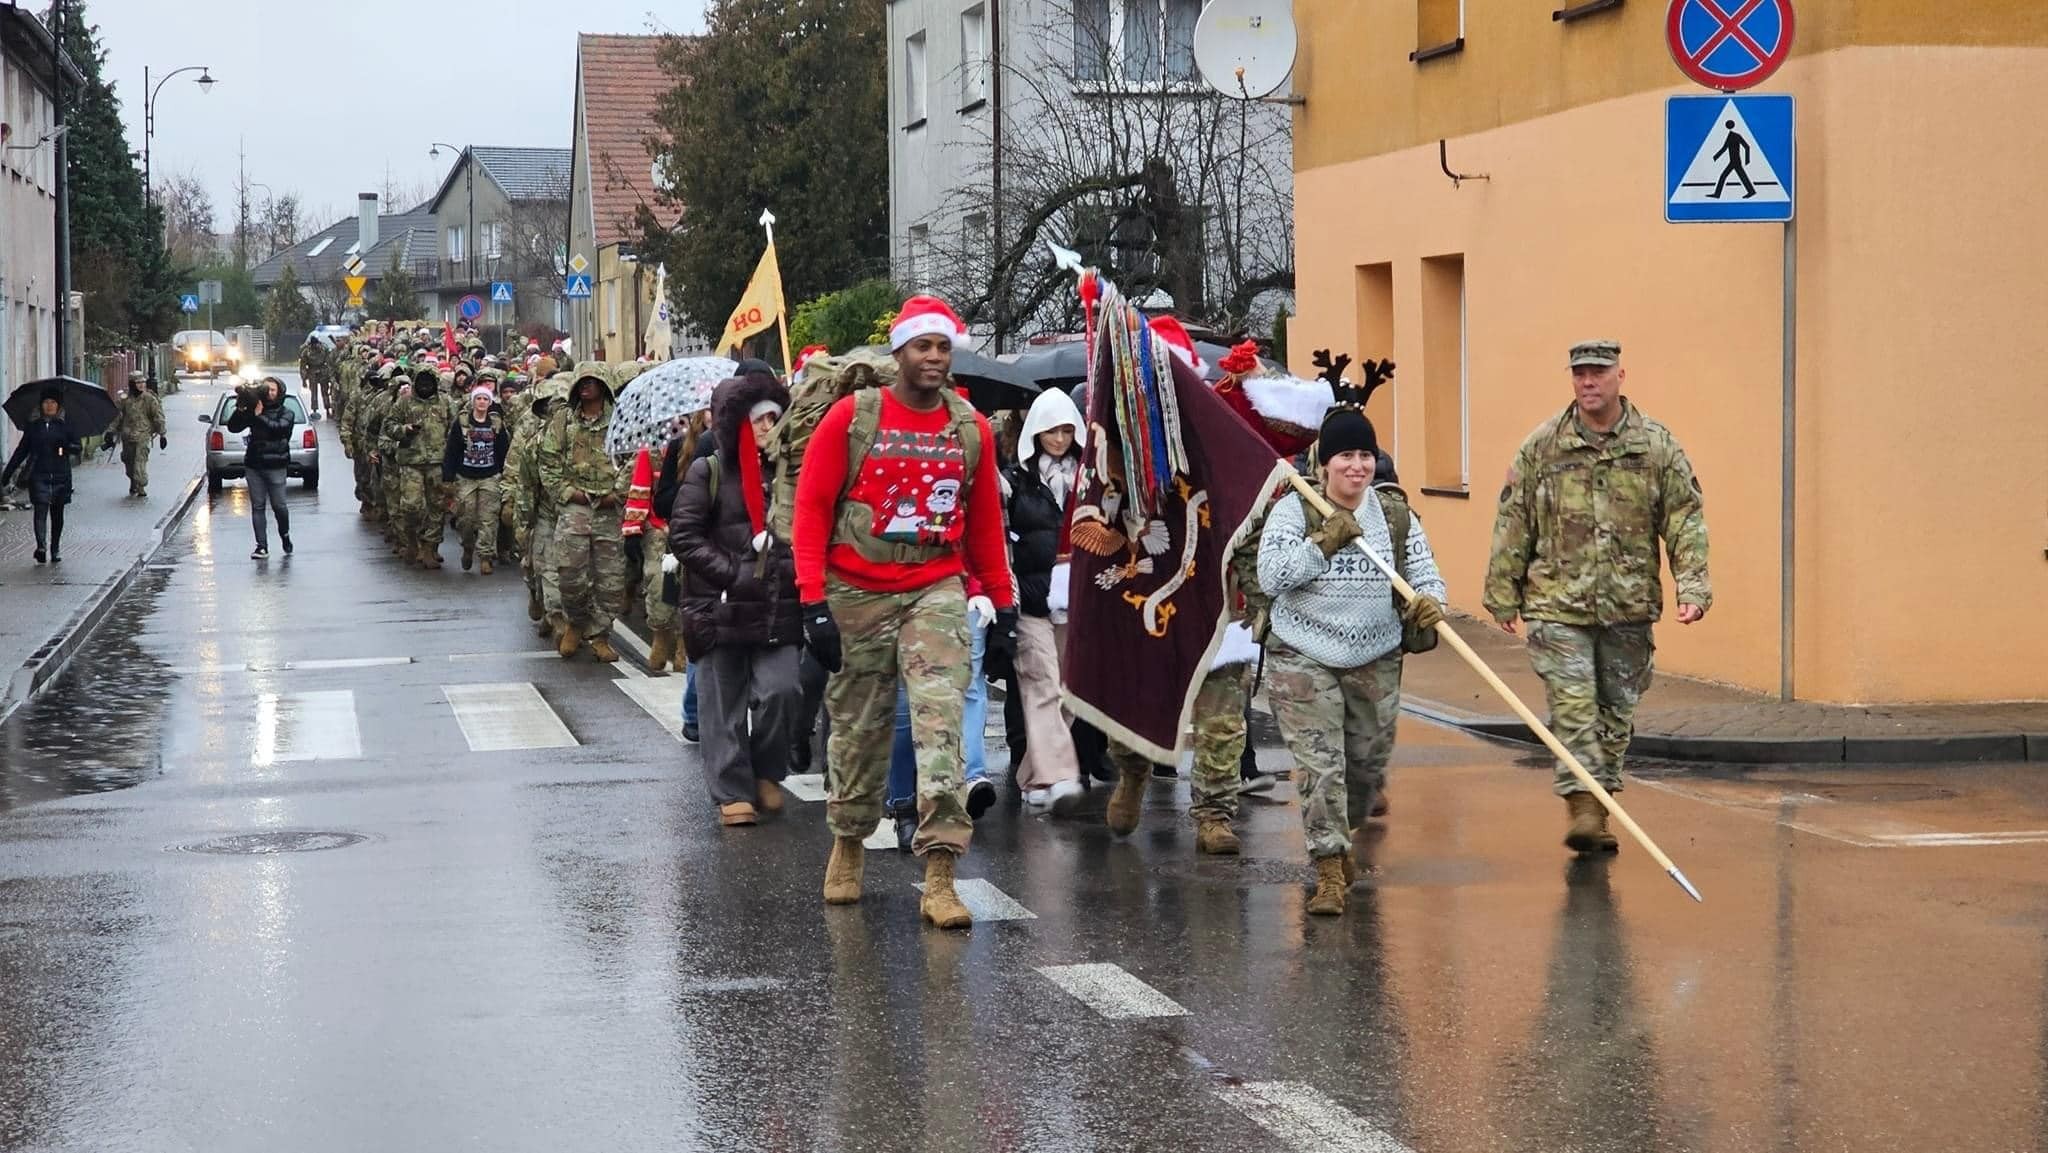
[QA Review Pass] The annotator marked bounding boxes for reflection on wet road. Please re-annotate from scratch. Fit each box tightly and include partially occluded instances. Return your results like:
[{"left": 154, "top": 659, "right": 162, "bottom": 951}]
[{"left": 0, "top": 459, "right": 2046, "bottom": 1151}]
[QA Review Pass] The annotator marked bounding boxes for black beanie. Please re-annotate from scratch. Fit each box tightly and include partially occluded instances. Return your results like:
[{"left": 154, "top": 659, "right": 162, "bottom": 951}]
[
  {"left": 39, "top": 383, "right": 63, "bottom": 404},
  {"left": 1316, "top": 408, "right": 1378, "bottom": 466}
]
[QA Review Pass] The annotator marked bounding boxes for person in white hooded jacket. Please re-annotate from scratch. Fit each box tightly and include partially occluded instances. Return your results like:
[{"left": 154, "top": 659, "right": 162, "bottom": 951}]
[{"left": 1001, "top": 387, "right": 1088, "bottom": 815}]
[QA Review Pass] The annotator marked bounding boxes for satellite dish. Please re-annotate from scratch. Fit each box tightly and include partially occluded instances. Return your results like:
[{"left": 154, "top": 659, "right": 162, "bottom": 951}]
[{"left": 1194, "top": 0, "right": 1299, "bottom": 101}]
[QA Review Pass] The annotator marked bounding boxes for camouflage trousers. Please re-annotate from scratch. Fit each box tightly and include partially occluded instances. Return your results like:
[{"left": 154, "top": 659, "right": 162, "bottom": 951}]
[
  {"left": 397, "top": 466, "right": 447, "bottom": 550},
  {"left": 554, "top": 502, "right": 627, "bottom": 635},
  {"left": 353, "top": 450, "right": 376, "bottom": 507},
  {"left": 1109, "top": 662, "right": 1249, "bottom": 823},
  {"left": 119, "top": 439, "right": 150, "bottom": 492},
  {"left": 453, "top": 476, "right": 503, "bottom": 562},
  {"left": 381, "top": 464, "right": 404, "bottom": 536},
  {"left": 1266, "top": 641, "right": 1402, "bottom": 860},
  {"left": 527, "top": 508, "right": 562, "bottom": 617},
  {"left": 823, "top": 577, "right": 972, "bottom": 857},
  {"left": 640, "top": 525, "right": 675, "bottom": 630},
  {"left": 1525, "top": 621, "right": 1654, "bottom": 796}
]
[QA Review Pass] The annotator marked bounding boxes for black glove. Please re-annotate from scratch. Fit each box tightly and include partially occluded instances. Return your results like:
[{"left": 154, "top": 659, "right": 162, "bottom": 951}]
[
  {"left": 158, "top": 435, "right": 168, "bottom": 449},
  {"left": 983, "top": 608, "right": 1019, "bottom": 680},
  {"left": 801, "top": 601, "right": 842, "bottom": 674},
  {"left": 623, "top": 533, "right": 644, "bottom": 573}
]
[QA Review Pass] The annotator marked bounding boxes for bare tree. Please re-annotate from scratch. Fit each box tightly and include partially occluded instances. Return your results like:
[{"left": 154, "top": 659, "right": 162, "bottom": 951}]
[
  {"left": 262, "top": 192, "right": 303, "bottom": 259},
  {"left": 920, "top": 0, "right": 1293, "bottom": 347},
  {"left": 160, "top": 169, "right": 216, "bottom": 267},
  {"left": 500, "top": 166, "right": 572, "bottom": 322}
]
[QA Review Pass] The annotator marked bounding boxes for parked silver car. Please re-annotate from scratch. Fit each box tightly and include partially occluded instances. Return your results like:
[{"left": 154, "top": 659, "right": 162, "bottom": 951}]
[{"left": 200, "top": 390, "right": 320, "bottom": 493}]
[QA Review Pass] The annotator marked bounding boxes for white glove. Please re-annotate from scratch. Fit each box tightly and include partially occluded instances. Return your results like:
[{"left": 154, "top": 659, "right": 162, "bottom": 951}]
[
  {"left": 751, "top": 531, "right": 772, "bottom": 554},
  {"left": 661, "top": 553, "right": 680, "bottom": 574},
  {"left": 967, "top": 595, "right": 997, "bottom": 628}
]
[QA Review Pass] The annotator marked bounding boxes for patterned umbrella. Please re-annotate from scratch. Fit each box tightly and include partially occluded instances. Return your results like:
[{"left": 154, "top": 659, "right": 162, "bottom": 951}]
[{"left": 604, "top": 356, "right": 737, "bottom": 457}]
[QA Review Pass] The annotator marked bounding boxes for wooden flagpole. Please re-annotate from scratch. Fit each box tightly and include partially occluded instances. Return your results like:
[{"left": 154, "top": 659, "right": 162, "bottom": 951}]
[{"left": 759, "top": 209, "right": 793, "bottom": 372}]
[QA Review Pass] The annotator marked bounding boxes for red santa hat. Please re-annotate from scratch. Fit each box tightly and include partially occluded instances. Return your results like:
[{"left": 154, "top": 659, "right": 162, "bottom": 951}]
[
  {"left": 889, "top": 295, "right": 972, "bottom": 352},
  {"left": 793, "top": 344, "right": 831, "bottom": 376},
  {"left": 1148, "top": 315, "right": 1207, "bottom": 376}
]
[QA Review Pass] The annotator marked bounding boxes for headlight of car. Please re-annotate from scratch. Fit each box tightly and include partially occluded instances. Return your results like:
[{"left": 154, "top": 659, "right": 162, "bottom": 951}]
[{"left": 228, "top": 346, "right": 243, "bottom": 361}]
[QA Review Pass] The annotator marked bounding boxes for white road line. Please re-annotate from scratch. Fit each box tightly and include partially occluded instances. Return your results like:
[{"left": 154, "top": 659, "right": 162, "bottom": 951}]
[
  {"left": 252, "top": 690, "right": 362, "bottom": 765},
  {"left": 1211, "top": 1082, "right": 1414, "bottom": 1153},
  {"left": 1036, "top": 963, "right": 1188, "bottom": 1020},
  {"left": 171, "top": 656, "right": 414, "bottom": 675},
  {"left": 613, "top": 676, "right": 685, "bottom": 740},
  {"left": 610, "top": 622, "right": 654, "bottom": 676},
  {"left": 442, "top": 683, "right": 579, "bottom": 752},
  {"left": 446, "top": 650, "right": 561, "bottom": 663},
  {"left": 910, "top": 878, "right": 1037, "bottom": 922},
  {"left": 1874, "top": 831, "right": 2048, "bottom": 847},
  {"left": 781, "top": 774, "right": 828, "bottom": 802},
  {"left": 1637, "top": 780, "right": 2048, "bottom": 849}
]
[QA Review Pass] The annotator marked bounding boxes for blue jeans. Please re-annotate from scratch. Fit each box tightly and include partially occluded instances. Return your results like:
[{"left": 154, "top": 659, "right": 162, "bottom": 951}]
[
  {"left": 888, "top": 618, "right": 987, "bottom": 808},
  {"left": 682, "top": 661, "right": 699, "bottom": 728}
]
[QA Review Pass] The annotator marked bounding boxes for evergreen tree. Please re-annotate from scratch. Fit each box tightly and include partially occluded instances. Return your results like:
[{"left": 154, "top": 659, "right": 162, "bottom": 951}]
[
  {"left": 638, "top": 0, "right": 888, "bottom": 337},
  {"left": 262, "top": 264, "right": 315, "bottom": 349},
  {"left": 49, "top": 2, "right": 179, "bottom": 348},
  {"left": 366, "top": 253, "right": 421, "bottom": 321}
]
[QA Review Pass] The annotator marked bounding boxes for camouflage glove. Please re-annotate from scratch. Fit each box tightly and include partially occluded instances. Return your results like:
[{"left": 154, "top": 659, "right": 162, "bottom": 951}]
[
  {"left": 1308, "top": 508, "right": 1363, "bottom": 558},
  {"left": 1402, "top": 593, "right": 1445, "bottom": 632}
]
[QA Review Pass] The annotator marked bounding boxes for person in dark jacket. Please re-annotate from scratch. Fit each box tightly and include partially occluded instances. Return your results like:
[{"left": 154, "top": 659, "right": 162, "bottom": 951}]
[
  {"left": 442, "top": 386, "right": 511, "bottom": 574},
  {"left": 2, "top": 385, "right": 81, "bottom": 563},
  {"left": 1000, "top": 387, "right": 1087, "bottom": 814},
  {"left": 669, "top": 371, "right": 800, "bottom": 827},
  {"left": 225, "top": 377, "right": 298, "bottom": 559}
]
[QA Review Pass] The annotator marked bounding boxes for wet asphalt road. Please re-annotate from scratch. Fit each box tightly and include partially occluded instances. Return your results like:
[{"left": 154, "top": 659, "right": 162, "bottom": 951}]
[{"left": 1, "top": 426, "right": 2047, "bottom": 1152}]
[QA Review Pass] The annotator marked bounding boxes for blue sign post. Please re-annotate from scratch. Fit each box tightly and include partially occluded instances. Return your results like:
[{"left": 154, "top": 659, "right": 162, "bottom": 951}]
[
  {"left": 1665, "top": 94, "right": 1793, "bottom": 223},
  {"left": 179, "top": 294, "right": 200, "bottom": 313},
  {"left": 459, "top": 294, "right": 484, "bottom": 321},
  {"left": 490, "top": 281, "right": 514, "bottom": 304},
  {"left": 564, "top": 274, "right": 593, "bottom": 299}
]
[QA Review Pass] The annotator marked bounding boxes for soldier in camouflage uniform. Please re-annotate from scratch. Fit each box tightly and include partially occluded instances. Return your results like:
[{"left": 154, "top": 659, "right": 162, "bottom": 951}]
[
  {"left": 381, "top": 369, "right": 452, "bottom": 568},
  {"left": 1483, "top": 340, "right": 1711, "bottom": 854},
  {"left": 114, "top": 371, "right": 165, "bottom": 497},
  {"left": 510, "top": 376, "right": 569, "bottom": 635},
  {"left": 353, "top": 362, "right": 396, "bottom": 521},
  {"left": 539, "top": 365, "right": 627, "bottom": 661}
]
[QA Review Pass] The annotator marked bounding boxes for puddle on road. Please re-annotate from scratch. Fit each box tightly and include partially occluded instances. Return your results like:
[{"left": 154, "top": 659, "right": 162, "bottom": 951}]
[{"left": 0, "top": 568, "right": 177, "bottom": 810}]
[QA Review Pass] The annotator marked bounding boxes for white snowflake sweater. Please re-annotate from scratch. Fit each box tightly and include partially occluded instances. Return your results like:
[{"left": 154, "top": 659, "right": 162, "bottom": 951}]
[{"left": 1256, "top": 488, "right": 1448, "bottom": 669}]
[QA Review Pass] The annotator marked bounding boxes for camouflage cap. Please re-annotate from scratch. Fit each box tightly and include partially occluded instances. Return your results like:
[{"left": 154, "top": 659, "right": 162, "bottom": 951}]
[
  {"left": 1569, "top": 340, "right": 1621, "bottom": 368},
  {"left": 128, "top": 370, "right": 146, "bottom": 382}
]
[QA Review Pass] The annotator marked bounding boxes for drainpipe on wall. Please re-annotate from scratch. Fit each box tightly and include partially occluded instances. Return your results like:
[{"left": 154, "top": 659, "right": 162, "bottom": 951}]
[{"left": 989, "top": 0, "right": 1005, "bottom": 353}]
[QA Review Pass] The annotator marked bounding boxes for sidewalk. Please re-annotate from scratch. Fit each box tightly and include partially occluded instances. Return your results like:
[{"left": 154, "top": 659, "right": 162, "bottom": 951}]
[
  {"left": 0, "top": 386, "right": 213, "bottom": 722},
  {"left": 1402, "top": 613, "right": 2048, "bottom": 764}
]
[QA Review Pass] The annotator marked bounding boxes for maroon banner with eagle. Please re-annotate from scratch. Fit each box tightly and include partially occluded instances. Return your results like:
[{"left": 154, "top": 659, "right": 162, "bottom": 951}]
[{"left": 1061, "top": 286, "right": 1288, "bottom": 763}]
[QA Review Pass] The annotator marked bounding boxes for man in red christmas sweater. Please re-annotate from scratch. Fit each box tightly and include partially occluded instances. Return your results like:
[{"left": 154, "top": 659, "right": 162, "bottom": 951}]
[{"left": 791, "top": 295, "right": 1018, "bottom": 930}]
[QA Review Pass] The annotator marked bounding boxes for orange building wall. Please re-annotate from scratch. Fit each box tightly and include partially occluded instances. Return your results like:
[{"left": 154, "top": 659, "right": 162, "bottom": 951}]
[{"left": 1290, "top": 43, "right": 2048, "bottom": 702}]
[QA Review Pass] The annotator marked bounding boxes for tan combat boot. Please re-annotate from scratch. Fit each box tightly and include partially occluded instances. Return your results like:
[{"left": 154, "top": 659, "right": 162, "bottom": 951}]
[
  {"left": 557, "top": 621, "right": 582, "bottom": 659},
  {"left": 537, "top": 609, "right": 559, "bottom": 638},
  {"left": 1305, "top": 855, "right": 1349, "bottom": 916},
  {"left": 527, "top": 590, "right": 545, "bottom": 621},
  {"left": 1564, "top": 792, "right": 1605, "bottom": 853},
  {"left": 822, "top": 836, "right": 865, "bottom": 905},
  {"left": 919, "top": 852, "right": 973, "bottom": 930},
  {"left": 756, "top": 778, "right": 785, "bottom": 815},
  {"left": 479, "top": 558, "right": 493, "bottom": 575},
  {"left": 588, "top": 635, "right": 619, "bottom": 663},
  {"left": 1105, "top": 766, "right": 1149, "bottom": 836},
  {"left": 719, "top": 801, "right": 757, "bottom": 826},
  {"left": 646, "top": 627, "right": 675, "bottom": 676},
  {"left": 1194, "top": 816, "right": 1241, "bottom": 856}
]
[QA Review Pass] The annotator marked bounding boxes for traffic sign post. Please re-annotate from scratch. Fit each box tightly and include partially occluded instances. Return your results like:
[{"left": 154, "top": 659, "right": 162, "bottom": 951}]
[
  {"left": 179, "top": 294, "right": 199, "bottom": 313},
  {"left": 490, "top": 281, "right": 514, "bottom": 304},
  {"left": 1665, "top": 94, "right": 1793, "bottom": 223},
  {"left": 564, "top": 274, "right": 593, "bottom": 299},
  {"left": 1666, "top": 0, "right": 1794, "bottom": 92},
  {"left": 459, "top": 294, "right": 483, "bottom": 321},
  {"left": 343, "top": 275, "right": 368, "bottom": 311}
]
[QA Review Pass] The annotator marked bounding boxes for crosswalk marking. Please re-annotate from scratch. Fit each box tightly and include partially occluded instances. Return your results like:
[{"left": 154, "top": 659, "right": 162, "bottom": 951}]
[
  {"left": 1036, "top": 963, "right": 1188, "bottom": 1020},
  {"left": 612, "top": 675, "right": 686, "bottom": 740},
  {"left": 446, "top": 649, "right": 560, "bottom": 663},
  {"left": 172, "top": 656, "right": 413, "bottom": 675},
  {"left": 1211, "top": 1082, "right": 1414, "bottom": 1153},
  {"left": 781, "top": 774, "right": 828, "bottom": 802},
  {"left": 251, "top": 690, "right": 362, "bottom": 765},
  {"left": 911, "top": 878, "right": 1037, "bottom": 922},
  {"left": 442, "top": 683, "right": 579, "bottom": 751}
]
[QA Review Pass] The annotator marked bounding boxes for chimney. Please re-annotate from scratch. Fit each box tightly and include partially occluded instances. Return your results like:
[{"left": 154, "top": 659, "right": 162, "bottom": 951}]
[{"left": 358, "top": 192, "right": 380, "bottom": 255}]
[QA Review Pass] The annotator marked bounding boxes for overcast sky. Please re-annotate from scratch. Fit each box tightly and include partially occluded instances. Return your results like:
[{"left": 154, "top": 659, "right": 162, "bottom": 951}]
[{"left": 89, "top": 0, "right": 706, "bottom": 232}]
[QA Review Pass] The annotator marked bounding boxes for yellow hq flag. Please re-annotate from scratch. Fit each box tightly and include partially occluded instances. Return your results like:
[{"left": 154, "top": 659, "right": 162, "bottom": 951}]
[{"left": 716, "top": 243, "right": 786, "bottom": 355}]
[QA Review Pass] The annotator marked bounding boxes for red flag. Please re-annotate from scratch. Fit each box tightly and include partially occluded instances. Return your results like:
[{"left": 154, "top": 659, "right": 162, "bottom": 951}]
[
  {"left": 443, "top": 321, "right": 457, "bottom": 360},
  {"left": 1062, "top": 286, "right": 1288, "bottom": 763}
]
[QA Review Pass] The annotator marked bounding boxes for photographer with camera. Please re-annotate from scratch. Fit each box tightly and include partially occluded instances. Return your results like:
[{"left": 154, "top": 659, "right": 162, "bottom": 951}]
[{"left": 226, "top": 376, "right": 298, "bottom": 560}]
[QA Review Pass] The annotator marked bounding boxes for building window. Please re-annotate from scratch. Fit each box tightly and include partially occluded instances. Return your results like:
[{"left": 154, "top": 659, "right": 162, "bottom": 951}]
[
  {"left": 447, "top": 225, "right": 465, "bottom": 263},
  {"left": 963, "top": 212, "right": 989, "bottom": 253},
  {"left": 960, "top": 4, "right": 989, "bottom": 108},
  {"left": 606, "top": 282, "right": 621, "bottom": 337},
  {"left": 1355, "top": 262, "right": 1397, "bottom": 461},
  {"left": 1414, "top": 0, "right": 1465, "bottom": 59},
  {"left": 307, "top": 237, "right": 334, "bottom": 258},
  {"left": 1074, "top": 0, "right": 1201, "bottom": 89},
  {"left": 905, "top": 31, "right": 929, "bottom": 126},
  {"left": 482, "top": 221, "right": 502, "bottom": 259},
  {"left": 905, "top": 224, "right": 931, "bottom": 290},
  {"left": 1420, "top": 254, "right": 1468, "bottom": 491}
]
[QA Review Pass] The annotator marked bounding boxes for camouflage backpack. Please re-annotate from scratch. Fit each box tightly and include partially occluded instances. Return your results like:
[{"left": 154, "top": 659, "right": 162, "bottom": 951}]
[{"left": 761, "top": 346, "right": 896, "bottom": 540}]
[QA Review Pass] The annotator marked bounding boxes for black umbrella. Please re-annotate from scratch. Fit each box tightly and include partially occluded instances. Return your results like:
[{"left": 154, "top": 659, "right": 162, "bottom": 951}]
[
  {"left": 1015, "top": 339, "right": 1277, "bottom": 388},
  {"left": 949, "top": 349, "right": 1042, "bottom": 414},
  {"left": 6, "top": 375, "right": 119, "bottom": 438}
]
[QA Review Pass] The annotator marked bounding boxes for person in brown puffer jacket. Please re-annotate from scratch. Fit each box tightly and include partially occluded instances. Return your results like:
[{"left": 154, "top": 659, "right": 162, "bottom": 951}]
[{"left": 670, "top": 369, "right": 800, "bottom": 827}]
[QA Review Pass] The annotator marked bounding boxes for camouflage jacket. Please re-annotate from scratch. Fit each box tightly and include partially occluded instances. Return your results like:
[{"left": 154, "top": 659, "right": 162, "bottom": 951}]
[
  {"left": 115, "top": 390, "right": 164, "bottom": 440},
  {"left": 504, "top": 403, "right": 545, "bottom": 528},
  {"left": 1483, "top": 399, "right": 1710, "bottom": 626},
  {"left": 539, "top": 403, "right": 625, "bottom": 508},
  {"left": 354, "top": 385, "right": 392, "bottom": 460},
  {"left": 381, "top": 390, "right": 451, "bottom": 469}
]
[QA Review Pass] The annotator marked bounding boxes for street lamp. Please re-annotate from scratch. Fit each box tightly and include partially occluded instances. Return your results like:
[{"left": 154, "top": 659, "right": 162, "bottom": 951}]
[
  {"left": 142, "top": 64, "right": 215, "bottom": 210},
  {"left": 429, "top": 141, "right": 475, "bottom": 288}
]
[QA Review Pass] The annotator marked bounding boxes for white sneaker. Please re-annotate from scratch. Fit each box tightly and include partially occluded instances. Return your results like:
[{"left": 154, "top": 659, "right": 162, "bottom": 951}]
[
  {"left": 1047, "top": 778, "right": 1085, "bottom": 816},
  {"left": 1024, "top": 787, "right": 1053, "bottom": 809}
]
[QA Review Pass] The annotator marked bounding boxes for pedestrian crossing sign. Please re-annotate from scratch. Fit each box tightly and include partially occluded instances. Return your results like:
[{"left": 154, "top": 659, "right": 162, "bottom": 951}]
[
  {"left": 1666, "top": 93, "right": 1794, "bottom": 223},
  {"left": 490, "top": 281, "right": 514, "bottom": 303},
  {"left": 564, "top": 274, "right": 593, "bottom": 299}
]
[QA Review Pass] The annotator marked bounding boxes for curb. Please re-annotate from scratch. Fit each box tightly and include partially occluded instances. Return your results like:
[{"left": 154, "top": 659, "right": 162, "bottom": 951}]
[
  {"left": 0, "top": 469, "right": 205, "bottom": 727},
  {"left": 1402, "top": 694, "right": 2048, "bottom": 766}
]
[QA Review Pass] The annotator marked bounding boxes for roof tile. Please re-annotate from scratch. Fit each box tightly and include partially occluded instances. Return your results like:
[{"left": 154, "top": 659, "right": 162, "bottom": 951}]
[{"left": 578, "top": 34, "right": 681, "bottom": 249}]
